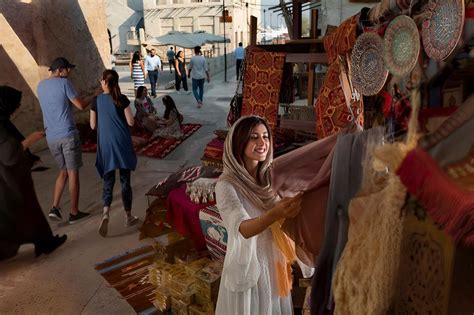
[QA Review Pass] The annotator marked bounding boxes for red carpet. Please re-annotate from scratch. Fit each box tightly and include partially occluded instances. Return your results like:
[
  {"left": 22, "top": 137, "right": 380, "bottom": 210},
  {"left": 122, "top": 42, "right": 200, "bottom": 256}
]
[{"left": 80, "top": 123, "right": 202, "bottom": 159}]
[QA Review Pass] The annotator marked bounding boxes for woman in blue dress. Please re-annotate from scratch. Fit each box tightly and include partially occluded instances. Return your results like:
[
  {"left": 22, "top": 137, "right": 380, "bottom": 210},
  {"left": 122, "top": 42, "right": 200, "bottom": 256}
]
[{"left": 90, "top": 70, "right": 139, "bottom": 237}]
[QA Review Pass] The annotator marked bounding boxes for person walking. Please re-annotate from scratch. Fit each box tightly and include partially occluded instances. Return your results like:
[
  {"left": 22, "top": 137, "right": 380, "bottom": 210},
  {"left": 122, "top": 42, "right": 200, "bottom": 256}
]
[
  {"left": 0, "top": 86, "right": 67, "bottom": 260},
  {"left": 234, "top": 42, "right": 245, "bottom": 80},
  {"left": 37, "top": 57, "right": 90, "bottom": 224},
  {"left": 144, "top": 48, "right": 161, "bottom": 98},
  {"left": 166, "top": 47, "right": 176, "bottom": 73},
  {"left": 174, "top": 51, "right": 189, "bottom": 94},
  {"left": 90, "top": 70, "right": 139, "bottom": 237},
  {"left": 188, "top": 46, "right": 210, "bottom": 108},
  {"left": 130, "top": 51, "right": 146, "bottom": 96}
]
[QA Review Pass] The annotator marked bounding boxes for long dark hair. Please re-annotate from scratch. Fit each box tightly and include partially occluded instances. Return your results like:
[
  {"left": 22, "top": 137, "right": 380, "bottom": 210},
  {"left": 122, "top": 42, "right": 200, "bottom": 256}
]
[
  {"left": 102, "top": 70, "right": 123, "bottom": 107},
  {"left": 132, "top": 51, "right": 141, "bottom": 64},
  {"left": 176, "top": 51, "right": 183, "bottom": 59},
  {"left": 136, "top": 86, "right": 147, "bottom": 99},
  {"left": 231, "top": 116, "right": 272, "bottom": 166},
  {"left": 162, "top": 95, "right": 180, "bottom": 123}
]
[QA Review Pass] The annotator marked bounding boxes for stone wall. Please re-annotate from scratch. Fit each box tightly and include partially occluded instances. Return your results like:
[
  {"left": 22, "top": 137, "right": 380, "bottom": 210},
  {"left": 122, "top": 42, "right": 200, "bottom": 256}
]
[
  {"left": 319, "top": 0, "right": 376, "bottom": 33},
  {"left": 0, "top": 0, "right": 110, "bottom": 150}
]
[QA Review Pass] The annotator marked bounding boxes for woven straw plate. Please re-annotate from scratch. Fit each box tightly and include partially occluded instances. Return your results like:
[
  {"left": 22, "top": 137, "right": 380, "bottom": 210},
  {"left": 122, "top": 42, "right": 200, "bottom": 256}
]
[
  {"left": 421, "top": 0, "right": 465, "bottom": 61},
  {"left": 384, "top": 15, "right": 420, "bottom": 77},
  {"left": 351, "top": 32, "right": 388, "bottom": 96}
]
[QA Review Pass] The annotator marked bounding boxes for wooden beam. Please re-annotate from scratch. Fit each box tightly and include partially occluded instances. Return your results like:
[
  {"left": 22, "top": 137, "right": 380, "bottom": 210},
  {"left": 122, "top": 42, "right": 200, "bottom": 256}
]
[
  {"left": 292, "top": 0, "right": 302, "bottom": 39},
  {"left": 250, "top": 15, "right": 257, "bottom": 45},
  {"left": 307, "top": 8, "right": 319, "bottom": 106},
  {"left": 285, "top": 53, "right": 328, "bottom": 64}
]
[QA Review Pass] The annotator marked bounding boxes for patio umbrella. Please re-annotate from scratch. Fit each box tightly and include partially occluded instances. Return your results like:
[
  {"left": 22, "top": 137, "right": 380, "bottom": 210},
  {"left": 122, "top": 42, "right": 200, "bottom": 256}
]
[
  {"left": 190, "top": 30, "right": 230, "bottom": 45},
  {"left": 149, "top": 31, "right": 201, "bottom": 49},
  {"left": 150, "top": 30, "right": 230, "bottom": 49}
]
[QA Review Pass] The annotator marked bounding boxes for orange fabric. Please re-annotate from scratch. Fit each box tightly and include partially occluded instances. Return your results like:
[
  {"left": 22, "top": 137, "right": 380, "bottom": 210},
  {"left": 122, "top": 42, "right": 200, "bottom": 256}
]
[{"left": 270, "top": 222, "right": 296, "bottom": 297}]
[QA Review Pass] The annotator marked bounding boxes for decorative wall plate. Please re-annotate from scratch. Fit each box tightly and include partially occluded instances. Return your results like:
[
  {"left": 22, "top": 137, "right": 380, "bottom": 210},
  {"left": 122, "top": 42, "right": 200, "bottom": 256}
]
[
  {"left": 421, "top": 0, "right": 465, "bottom": 61},
  {"left": 384, "top": 15, "right": 420, "bottom": 77},
  {"left": 351, "top": 32, "right": 389, "bottom": 96}
]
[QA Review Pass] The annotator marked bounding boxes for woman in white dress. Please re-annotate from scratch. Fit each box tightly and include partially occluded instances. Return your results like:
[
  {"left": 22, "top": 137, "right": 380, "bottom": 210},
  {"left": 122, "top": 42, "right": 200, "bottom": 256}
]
[{"left": 215, "top": 115, "right": 303, "bottom": 315}]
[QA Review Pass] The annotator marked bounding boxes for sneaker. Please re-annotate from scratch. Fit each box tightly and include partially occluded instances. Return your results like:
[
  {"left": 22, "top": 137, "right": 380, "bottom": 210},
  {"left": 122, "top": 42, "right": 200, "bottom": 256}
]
[
  {"left": 98, "top": 213, "right": 109, "bottom": 237},
  {"left": 185, "top": 90, "right": 191, "bottom": 95},
  {"left": 48, "top": 207, "right": 62, "bottom": 221},
  {"left": 197, "top": 101, "right": 202, "bottom": 108},
  {"left": 125, "top": 216, "right": 139, "bottom": 227},
  {"left": 176, "top": 90, "right": 182, "bottom": 95},
  {"left": 68, "top": 211, "right": 90, "bottom": 224}
]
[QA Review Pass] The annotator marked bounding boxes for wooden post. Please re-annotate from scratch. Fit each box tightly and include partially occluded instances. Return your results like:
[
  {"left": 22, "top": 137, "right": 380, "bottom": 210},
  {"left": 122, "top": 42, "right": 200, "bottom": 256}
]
[
  {"left": 292, "top": 0, "right": 302, "bottom": 39},
  {"left": 307, "top": 8, "right": 318, "bottom": 106},
  {"left": 250, "top": 15, "right": 257, "bottom": 46}
]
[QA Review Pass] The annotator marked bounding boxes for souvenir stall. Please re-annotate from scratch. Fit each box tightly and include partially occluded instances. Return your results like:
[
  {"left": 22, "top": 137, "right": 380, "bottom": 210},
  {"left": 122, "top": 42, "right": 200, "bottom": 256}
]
[{"left": 93, "top": 0, "right": 473, "bottom": 314}]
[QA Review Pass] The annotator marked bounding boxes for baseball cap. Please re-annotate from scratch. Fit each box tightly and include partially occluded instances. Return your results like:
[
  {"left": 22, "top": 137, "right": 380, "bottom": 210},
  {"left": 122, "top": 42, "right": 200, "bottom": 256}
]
[{"left": 48, "top": 57, "right": 76, "bottom": 71}]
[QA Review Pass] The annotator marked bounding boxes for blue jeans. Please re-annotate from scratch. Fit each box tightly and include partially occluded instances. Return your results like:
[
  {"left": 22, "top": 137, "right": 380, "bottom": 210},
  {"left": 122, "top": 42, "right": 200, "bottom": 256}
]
[
  {"left": 102, "top": 169, "right": 132, "bottom": 211},
  {"left": 192, "top": 78, "right": 205, "bottom": 103},
  {"left": 148, "top": 70, "right": 158, "bottom": 96}
]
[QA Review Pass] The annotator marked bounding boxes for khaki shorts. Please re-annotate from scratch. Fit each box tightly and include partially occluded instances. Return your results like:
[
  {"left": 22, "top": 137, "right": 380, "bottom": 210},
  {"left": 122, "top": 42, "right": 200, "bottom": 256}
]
[{"left": 48, "top": 135, "right": 83, "bottom": 170}]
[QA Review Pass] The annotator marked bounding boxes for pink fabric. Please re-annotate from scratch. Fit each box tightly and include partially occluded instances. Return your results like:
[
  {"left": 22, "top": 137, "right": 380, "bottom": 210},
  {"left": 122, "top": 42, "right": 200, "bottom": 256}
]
[
  {"left": 166, "top": 185, "right": 211, "bottom": 251},
  {"left": 272, "top": 132, "right": 340, "bottom": 265}
]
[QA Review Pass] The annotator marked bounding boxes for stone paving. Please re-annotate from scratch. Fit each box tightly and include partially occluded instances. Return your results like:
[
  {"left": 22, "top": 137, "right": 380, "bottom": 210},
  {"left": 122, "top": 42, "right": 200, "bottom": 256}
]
[{"left": 0, "top": 66, "right": 239, "bottom": 314}]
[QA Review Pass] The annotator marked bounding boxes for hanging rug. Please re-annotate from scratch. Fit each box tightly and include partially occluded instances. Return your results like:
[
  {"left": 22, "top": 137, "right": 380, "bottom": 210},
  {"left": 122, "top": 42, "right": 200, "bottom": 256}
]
[
  {"left": 351, "top": 32, "right": 388, "bottom": 96},
  {"left": 421, "top": 0, "right": 465, "bottom": 61},
  {"left": 384, "top": 15, "right": 420, "bottom": 77}
]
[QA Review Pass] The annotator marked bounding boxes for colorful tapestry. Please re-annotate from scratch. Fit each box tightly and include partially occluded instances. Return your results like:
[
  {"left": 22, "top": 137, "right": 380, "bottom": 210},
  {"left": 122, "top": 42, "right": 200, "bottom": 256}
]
[
  {"left": 137, "top": 124, "right": 201, "bottom": 159},
  {"left": 316, "top": 15, "right": 363, "bottom": 139},
  {"left": 324, "top": 15, "right": 359, "bottom": 64},
  {"left": 315, "top": 59, "right": 363, "bottom": 138},
  {"left": 81, "top": 123, "right": 201, "bottom": 159},
  {"left": 242, "top": 49, "right": 286, "bottom": 128},
  {"left": 199, "top": 205, "right": 227, "bottom": 261}
]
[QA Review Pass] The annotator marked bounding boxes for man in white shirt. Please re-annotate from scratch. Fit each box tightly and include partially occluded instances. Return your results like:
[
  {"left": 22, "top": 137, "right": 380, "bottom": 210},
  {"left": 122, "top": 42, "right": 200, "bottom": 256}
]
[
  {"left": 234, "top": 42, "right": 245, "bottom": 80},
  {"left": 144, "top": 49, "right": 161, "bottom": 97},
  {"left": 188, "top": 46, "right": 210, "bottom": 108}
]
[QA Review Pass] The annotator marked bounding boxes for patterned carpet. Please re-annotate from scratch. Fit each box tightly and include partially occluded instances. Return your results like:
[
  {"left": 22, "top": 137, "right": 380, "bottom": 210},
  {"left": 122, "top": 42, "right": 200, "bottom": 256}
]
[{"left": 80, "top": 123, "right": 202, "bottom": 159}]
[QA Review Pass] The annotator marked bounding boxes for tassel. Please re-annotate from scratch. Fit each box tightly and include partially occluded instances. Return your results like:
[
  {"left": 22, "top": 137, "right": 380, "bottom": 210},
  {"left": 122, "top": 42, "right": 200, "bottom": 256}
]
[{"left": 396, "top": 147, "right": 474, "bottom": 246}]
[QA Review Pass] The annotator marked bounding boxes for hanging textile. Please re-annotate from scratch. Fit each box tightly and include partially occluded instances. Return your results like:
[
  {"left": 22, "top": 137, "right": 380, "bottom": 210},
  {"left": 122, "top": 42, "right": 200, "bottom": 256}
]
[
  {"left": 310, "top": 127, "right": 383, "bottom": 315},
  {"left": 272, "top": 131, "right": 341, "bottom": 265},
  {"left": 241, "top": 48, "right": 286, "bottom": 128},
  {"left": 397, "top": 146, "right": 474, "bottom": 246},
  {"left": 316, "top": 15, "right": 364, "bottom": 139},
  {"left": 332, "top": 88, "right": 421, "bottom": 315}
]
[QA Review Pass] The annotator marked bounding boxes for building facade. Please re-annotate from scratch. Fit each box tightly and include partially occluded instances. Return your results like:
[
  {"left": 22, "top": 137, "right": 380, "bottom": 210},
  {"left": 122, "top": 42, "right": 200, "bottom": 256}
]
[
  {"left": 106, "top": 0, "right": 144, "bottom": 53},
  {"left": 143, "top": 0, "right": 261, "bottom": 53}
]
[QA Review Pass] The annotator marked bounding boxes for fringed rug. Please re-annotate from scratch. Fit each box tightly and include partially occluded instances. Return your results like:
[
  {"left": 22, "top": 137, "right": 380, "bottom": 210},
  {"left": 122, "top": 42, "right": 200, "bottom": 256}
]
[
  {"left": 94, "top": 246, "right": 158, "bottom": 314},
  {"left": 136, "top": 124, "right": 201, "bottom": 159},
  {"left": 80, "top": 123, "right": 201, "bottom": 159}
]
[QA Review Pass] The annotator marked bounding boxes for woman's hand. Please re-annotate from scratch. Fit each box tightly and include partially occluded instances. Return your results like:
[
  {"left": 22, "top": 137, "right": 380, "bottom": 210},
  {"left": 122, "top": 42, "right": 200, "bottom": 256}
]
[
  {"left": 238, "top": 193, "right": 303, "bottom": 239},
  {"left": 270, "top": 194, "right": 302, "bottom": 220}
]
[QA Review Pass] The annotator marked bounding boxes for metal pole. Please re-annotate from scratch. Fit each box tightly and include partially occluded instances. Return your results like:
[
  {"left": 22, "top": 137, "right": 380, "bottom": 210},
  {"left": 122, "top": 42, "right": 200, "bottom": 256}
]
[
  {"left": 263, "top": 9, "right": 266, "bottom": 43},
  {"left": 223, "top": 0, "right": 227, "bottom": 82}
]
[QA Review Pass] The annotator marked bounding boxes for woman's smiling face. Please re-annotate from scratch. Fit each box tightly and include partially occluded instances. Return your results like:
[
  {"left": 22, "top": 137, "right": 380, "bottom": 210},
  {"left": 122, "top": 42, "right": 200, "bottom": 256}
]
[{"left": 243, "top": 123, "right": 270, "bottom": 163}]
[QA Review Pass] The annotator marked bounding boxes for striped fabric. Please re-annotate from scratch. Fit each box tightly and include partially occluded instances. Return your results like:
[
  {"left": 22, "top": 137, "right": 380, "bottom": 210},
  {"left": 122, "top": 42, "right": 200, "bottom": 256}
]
[{"left": 132, "top": 62, "right": 145, "bottom": 89}]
